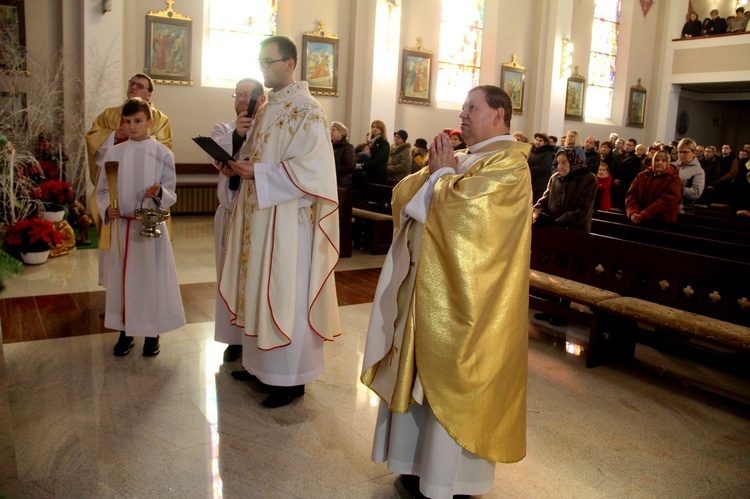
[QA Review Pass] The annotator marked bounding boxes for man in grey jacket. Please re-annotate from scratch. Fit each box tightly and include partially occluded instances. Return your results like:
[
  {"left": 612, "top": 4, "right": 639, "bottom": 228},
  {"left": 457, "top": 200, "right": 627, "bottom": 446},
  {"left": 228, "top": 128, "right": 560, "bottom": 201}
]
[{"left": 674, "top": 138, "right": 705, "bottom": 215}]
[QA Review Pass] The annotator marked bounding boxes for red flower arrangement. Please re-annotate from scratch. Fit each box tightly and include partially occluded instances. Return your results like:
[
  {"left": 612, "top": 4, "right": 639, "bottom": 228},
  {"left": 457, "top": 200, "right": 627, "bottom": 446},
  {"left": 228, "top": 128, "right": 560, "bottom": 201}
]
[
  {"left": 37, "top": 180, "right": 74, "bottom": 208},
  {"left": 3, "top": 218, "right": 63, "bottom": 253}
]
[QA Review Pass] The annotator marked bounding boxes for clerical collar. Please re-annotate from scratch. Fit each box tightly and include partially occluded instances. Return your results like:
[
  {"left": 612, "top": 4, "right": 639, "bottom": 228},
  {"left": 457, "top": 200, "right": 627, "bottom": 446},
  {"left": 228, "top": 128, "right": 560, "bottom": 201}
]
[{"left": 466, "top": 134, "right": 515, "bottom": 154}]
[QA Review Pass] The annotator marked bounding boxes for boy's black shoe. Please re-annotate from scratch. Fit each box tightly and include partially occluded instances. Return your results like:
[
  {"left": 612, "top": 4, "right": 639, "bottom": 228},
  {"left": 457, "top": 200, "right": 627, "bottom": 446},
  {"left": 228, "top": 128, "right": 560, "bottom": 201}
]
[
  {"left": 113, "top": 332, "right": 134, "bottom": 356},
  {"left": 143, "top": 336, "right": 160, "bottom": 357},
  {"left": 223, "top": 344, "right": 242, "bottom": 362},
  {"left": 262, "top": 385, "right": 305, "bottom": 408}
]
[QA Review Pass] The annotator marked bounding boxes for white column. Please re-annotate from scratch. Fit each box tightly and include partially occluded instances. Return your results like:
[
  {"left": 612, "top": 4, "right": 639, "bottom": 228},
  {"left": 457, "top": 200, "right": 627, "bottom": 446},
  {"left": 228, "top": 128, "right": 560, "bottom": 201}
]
[
  {"left": 344, "top": 0, "right": 401, "bottom": 143},
  {"left": 534, "top": 0, "right": 575, "bottom": 138},
  {"left": 81, "top": 0, "right": 124, "bottom": 125}
]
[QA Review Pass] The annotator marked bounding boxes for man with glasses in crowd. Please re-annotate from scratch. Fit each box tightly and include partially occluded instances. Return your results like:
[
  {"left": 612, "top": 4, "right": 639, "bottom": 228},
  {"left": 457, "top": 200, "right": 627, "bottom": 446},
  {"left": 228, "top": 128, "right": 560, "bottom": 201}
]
[
  {"left": 674, "top": 138, "right": 705, "bottom": 215},
  {"left": 85, "top": 73, "right": 173, "bottom": 284},
  {"left": 218, "top": 36, "right": 340, "bottom": 408}
]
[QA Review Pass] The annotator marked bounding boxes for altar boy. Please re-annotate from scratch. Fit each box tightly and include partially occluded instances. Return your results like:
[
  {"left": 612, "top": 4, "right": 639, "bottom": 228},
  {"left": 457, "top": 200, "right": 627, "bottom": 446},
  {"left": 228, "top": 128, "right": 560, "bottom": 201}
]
[{"left": 96, "top": 98, "right": 185, "bottom": 356}]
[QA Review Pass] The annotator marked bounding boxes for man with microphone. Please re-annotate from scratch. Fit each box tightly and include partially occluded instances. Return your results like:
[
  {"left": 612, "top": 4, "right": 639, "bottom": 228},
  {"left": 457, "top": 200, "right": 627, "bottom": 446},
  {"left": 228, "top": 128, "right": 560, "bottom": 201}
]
[{"left": 210, "top": 78, "right": 265, "bottom": 362}]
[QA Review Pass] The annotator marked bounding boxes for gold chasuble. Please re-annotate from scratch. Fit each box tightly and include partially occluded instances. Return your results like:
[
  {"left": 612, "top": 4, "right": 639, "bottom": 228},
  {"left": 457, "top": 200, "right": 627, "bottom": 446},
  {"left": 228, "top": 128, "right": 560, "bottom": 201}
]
[
  {"left": 85, "top": 101, "right": 172, "bottom": 248},
  {"left": 361, "top": 140, "right": 532, "bottom": 463}
]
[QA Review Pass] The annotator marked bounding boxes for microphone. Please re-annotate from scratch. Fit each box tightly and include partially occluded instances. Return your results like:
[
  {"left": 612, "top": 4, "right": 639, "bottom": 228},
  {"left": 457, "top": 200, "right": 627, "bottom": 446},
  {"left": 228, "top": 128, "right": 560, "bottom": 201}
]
[{"left": 246, "top": 87, "right": 262, "bottom": 118}]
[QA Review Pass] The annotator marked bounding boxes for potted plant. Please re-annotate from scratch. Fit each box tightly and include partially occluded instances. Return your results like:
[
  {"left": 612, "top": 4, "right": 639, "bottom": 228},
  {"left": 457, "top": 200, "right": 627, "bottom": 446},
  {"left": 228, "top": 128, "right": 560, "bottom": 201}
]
[
  {"left": 3, "top": 217, "right": 63, "bottom": 264},
  {"left": 36, "top": 179, "right": 74, "bottom": 221}
]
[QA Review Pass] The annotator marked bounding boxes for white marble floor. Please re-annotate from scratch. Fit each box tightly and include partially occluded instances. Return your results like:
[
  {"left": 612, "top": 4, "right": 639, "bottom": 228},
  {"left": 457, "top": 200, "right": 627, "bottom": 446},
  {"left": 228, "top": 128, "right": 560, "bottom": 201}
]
[{"left": 1, "top": 216, "right": 749, "bottom": 498}]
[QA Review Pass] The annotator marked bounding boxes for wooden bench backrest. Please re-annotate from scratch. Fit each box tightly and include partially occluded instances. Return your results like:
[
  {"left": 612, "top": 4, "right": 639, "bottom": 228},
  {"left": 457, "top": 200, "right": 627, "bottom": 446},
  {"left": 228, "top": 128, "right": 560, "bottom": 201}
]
[
  {"left": 531, "top": 226, "right": 750, "bottom": 327},
  {"left": 594, "top": 210, "right": 750, "bottom": 246},
  {"left": 351, "top": 183, "right": 394, "bottom": 215},
  {"left": 591, "top": 219, "right": 750, "bottom": 262}
]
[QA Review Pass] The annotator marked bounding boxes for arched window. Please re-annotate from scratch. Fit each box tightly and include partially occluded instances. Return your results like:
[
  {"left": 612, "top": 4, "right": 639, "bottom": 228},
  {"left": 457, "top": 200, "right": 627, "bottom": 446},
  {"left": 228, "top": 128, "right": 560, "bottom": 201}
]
[
  {"left": 436, "top": 0, "right": 485, "bottom": 104},
  {"left": 584, "top": 0, "right": 621, "bottom": 119},
  {"left": 202, "top": 0, "right": 277, "bottom": 88}
]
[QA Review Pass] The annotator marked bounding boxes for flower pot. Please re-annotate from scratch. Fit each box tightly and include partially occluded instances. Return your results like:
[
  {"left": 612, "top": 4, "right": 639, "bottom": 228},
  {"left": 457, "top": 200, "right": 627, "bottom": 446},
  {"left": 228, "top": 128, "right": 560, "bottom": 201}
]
[
  {"left": 20, "top": 250, "right": 50, "bottom": 265},
  {"left": 42, "top": 210, "right": 65, "bottom": 223}
]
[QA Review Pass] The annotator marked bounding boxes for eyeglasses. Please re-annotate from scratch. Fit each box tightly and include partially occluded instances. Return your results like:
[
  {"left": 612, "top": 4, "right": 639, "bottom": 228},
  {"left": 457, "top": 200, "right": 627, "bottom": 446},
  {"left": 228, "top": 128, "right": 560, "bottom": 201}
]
[
  {"left": 128, "top": 80, "right": 148, "bottom": 90},
  {"left": 232, "top": 92, "right": 252, "bottom": 99},
  {"left": 257, "top": 58, "right": 288, "bottom": 69}
]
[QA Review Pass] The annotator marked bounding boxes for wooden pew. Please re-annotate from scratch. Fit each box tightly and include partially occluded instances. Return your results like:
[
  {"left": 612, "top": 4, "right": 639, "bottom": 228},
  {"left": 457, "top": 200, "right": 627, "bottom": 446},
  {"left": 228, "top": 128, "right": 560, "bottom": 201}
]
[
  {"left": 594, "top": 210, "right": 750, "bottom": 246},
  {"left": 530, "top": 225, "right": 750, "bottom": 368},
  {"left": 338, "top": 187, "right": 352, "bottom": 258},
  {"left": 590, "top": 218, "right": 750, "bottom": 262},
  {"left": 350, "top": 183, "right": 394, "bottom": 255}
]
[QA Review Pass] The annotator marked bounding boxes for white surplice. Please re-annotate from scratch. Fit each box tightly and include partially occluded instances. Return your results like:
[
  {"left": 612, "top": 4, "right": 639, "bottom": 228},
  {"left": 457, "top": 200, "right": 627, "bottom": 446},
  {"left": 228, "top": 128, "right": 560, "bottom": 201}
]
[
  {"left": 210, "top": 120, "right": 244, "bottom": 345},
  {"left": 366, "top": 135, "right": 516, "bottom": 499},
  {"left": 95, "top": 138, "right": 185, "bottom": 337}
]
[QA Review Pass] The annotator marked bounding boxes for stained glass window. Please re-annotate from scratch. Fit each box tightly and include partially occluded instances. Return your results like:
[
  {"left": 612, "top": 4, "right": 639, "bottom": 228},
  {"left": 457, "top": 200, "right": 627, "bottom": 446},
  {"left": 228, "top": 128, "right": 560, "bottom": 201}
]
[
  {"left": 203, "top": 0, "right": 277, "bottom": 88},
  {"left": 436, "top": 0, "right": 485, "bottom": 104},
  {"left": 584, "top": 0, "right": 621, "bottom": 119}
]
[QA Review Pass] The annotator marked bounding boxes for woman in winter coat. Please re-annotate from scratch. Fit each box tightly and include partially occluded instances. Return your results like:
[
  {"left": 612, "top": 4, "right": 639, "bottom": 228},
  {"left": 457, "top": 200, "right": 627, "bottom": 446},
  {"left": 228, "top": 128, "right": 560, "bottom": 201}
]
[
  {"left": 625, "top": 151, "right": 682, "bottom": 224},
  {"left": 330, "top": 121, "right": 356, "bottom": 188}
]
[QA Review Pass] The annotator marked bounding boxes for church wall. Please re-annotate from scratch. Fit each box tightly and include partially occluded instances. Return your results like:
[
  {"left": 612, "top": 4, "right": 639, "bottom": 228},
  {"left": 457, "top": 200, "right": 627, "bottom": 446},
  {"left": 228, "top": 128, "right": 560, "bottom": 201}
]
[
  {"left": 392, "top": 1, "right": 541, "bottom": 146},
  {"left": 117, "top": 0, "right": 358, "bottom": 163},
  {"left": 555, "top": 0, "right": 661, "bottom": 144},
  {"left": 676, "top": 96, "right": 750, "bottom": 149}
]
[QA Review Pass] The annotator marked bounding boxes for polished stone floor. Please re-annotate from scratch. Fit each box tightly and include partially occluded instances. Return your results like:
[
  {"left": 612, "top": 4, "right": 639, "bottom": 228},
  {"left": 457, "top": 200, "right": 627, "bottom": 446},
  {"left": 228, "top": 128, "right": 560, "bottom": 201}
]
[{"left": 0, "top": 216, "right": 748, "bottom": 498}]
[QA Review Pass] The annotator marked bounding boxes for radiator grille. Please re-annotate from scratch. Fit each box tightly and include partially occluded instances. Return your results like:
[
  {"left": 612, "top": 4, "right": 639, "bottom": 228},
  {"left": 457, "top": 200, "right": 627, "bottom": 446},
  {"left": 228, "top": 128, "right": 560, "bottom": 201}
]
[{"left": 173, "top": 185, "right": 219, "bottom": 214}]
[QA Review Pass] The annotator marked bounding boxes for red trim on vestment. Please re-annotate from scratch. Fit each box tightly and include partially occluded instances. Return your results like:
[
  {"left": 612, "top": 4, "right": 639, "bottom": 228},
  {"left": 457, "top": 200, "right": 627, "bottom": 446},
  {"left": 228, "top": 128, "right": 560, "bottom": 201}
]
[
  {"left": 278, "top": 161, "right": 341, "bottom": 342},
  {"left": 119, "top": 217, "right": 135, "bottom": 326},
  {"left": 264, "top": 206, "right": 293, "bottom": 350}
]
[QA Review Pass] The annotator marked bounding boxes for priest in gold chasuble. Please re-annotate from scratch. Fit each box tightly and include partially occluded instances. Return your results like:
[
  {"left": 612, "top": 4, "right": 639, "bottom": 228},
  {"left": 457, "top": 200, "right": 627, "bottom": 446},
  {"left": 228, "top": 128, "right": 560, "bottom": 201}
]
[{"left": 361, "top": 85, "right": 532, "bottom": 499}]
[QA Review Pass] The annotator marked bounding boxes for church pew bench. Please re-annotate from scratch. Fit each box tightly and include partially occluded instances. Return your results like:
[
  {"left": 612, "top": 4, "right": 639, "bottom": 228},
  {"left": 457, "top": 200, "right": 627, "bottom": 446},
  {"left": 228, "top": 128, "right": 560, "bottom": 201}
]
[
  {"left": 338, "top": 187, "right": 353, "bottom": 258},
  {"left": 349, "top": 183, "right": 394, "bottom": 255},
  {"left": 593, "top": 210, "right": 750, "bottom": 246},
  {"left": 590, "top": 218, "right": 750, "bottom": 262},
  {"left": 530, "top": 226, "right": 750, "bottom": 368}
]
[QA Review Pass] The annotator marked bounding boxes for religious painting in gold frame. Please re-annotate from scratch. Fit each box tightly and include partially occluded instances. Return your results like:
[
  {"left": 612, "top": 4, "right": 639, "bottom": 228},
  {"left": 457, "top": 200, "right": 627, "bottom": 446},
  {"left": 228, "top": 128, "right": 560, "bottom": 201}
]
[
  {"left": 399, "top": 38, "right": 432, "bottom": 106},
  {"left": 301, "top": 21, "right": 339, "bottom": 97},
  {"left": 626, "top": 79, "right": 647, "bottom": 128},
  {"left": 145, "top": 1, "right": 193, "bottom": 86},
  {"left": 500, "top": 54, "right": 525, "bottom": 115},
  {"left": 564, "top": 67, "right": 585, "bottom": 121}
]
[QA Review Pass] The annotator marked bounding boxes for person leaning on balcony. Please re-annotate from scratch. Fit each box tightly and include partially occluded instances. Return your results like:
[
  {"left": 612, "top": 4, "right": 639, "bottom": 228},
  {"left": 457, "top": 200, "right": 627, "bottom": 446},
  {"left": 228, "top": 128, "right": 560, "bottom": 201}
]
[
  {"left": 728, "top": 7, "right": 749, "bottom": 32},
  {"left": 705, "top": 9, "right": 728, "bottom": 34},
  {"left": 681, "top": 11, "right": 703, "bottom": 38}
]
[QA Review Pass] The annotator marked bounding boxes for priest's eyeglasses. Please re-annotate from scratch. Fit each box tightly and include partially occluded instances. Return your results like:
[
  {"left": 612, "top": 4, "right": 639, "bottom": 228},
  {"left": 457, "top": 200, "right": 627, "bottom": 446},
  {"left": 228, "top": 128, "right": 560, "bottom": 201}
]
[
  {"left": 128, "top": 80, "right": 148, "bottom": 90},
  {"left": 233, "top": 93, "right": 252, "bottom": 99},
  {"left": 257, "top": 58, "right": 289, "bottom": 69}
]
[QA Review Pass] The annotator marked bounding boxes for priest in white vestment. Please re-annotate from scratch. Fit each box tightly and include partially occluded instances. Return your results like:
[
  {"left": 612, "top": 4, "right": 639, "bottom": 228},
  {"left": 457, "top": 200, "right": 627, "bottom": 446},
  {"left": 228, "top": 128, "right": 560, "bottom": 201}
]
[
  {"left": 210, "top": 78, "right": 266, "bottom": 362},
  {"left": 219, "top": 36, "right": 341, "bottom": 408},
  {"left": 361, "top": 85, "right": 532, "bottom": 498}
]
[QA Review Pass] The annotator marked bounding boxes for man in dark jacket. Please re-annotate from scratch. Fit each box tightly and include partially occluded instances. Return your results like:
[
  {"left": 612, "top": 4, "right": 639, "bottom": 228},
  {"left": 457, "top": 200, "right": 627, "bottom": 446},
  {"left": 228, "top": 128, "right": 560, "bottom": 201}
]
[
  {"left": 583, "top": 135, "right": 600, "bottom": 174},
  {"left": 527, "top": 132, "right": 555, "bottom": 203},
  {"left": 610, "top": 138, "right": 641, "bottom": 211}
]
